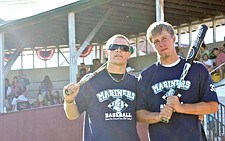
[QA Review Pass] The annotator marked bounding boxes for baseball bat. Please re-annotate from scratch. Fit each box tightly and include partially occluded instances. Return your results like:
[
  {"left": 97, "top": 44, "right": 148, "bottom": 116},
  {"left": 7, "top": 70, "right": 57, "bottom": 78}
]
[
  {"left": 177, "top": 24, "right": 208, "bottom": 89},
  {"left": 209, "top": 62, "right": 225, "bottom": 74},
  {"left": 64, "top": 62, "right": 107, "bottom": 95},
  {"left": 161, "top": 24, "right": 208, "bottom": 123}
]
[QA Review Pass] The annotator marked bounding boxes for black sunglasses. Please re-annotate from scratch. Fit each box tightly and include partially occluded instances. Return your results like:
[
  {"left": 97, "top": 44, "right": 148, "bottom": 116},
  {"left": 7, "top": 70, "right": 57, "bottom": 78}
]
[{"left": 108, "top": 44, "right": 130, "bottom": 52}]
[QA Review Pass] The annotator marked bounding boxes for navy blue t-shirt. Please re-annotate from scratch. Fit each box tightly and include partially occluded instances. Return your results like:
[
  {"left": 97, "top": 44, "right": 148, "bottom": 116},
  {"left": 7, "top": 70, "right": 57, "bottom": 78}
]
[
  {"left": 75, "top": 69, "right": 140, "bottom": 141},
  {"left": 137, "top": 58, "right": 218, "bottom": 141}
]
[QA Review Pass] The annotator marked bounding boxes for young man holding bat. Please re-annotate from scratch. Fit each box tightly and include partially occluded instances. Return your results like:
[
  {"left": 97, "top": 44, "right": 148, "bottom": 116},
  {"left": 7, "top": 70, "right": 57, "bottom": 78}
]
[
  {"left": 63, "top": 34, "right": 141, "bottom": 141},
  {"left": 136, "top": 21, "right": 218, "bottom": 141}
]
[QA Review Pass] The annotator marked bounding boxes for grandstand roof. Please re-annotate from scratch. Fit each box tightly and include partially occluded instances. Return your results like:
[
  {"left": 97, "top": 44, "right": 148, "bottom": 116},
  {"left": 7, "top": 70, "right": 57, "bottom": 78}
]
[{"left": 0, "top": 0, "right": 225, "bottom": 50}]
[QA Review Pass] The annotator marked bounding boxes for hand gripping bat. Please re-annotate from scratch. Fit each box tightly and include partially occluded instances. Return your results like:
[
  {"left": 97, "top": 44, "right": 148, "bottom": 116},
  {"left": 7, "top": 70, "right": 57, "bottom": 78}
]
[{"left": 161, "top": 24, "right": 208, "bottom": 123}]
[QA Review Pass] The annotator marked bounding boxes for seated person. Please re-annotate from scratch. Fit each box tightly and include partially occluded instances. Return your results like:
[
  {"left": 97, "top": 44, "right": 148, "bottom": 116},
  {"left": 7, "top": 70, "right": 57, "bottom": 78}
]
[
  {"left": 200, "top": 42, "right": 210, "bottom": 57},
  {"left": 213, "top": 47, "right": 225, "bottom": 79},
  {"left": 219, "top": 43, "right": 225, "bottom": 53},
  {"left": 12, "top": 89, "right": 30, "bottom": 111},
  {"left": 17, "top": 89, "right": 30, "bottom": 111},
  {"left": 11, "top": 92, "right": 19, "bottom": 112},
  {"left": 197, "top": 42, "right": 210, "bottom": 61},
  {"left": 202, "top": 53, "right": 214, "bottom": 72},
  {"left": 53, "top": 90, "right": 63, "bottom": 104}
]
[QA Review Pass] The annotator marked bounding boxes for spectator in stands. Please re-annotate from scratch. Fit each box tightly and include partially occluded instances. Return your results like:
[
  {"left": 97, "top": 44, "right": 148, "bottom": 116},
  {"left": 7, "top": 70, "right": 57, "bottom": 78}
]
[
  {"left": 53, "top": 90, "right": 63, "bottom": 104},
  {"left": 197, "top": 42, "right": 210, "bottom": 61},
  {"left": 16, "top": 89, "right": 30, "bottom": 111},
  {"left": 5, "top": 78, "right": 12, "bottom": 111},
  {"left": 37, "top": 92, "right": 44, "bottom": 107},
  {"left": 200, "top": 42, "right": 210, "bottom": 57},
  {"left": 39, "top": 75, "right": 53, "bottom": 104},
  {"left": 17, "top": 69, "right": 30, "bottom": 91},
  {"left": 219, "top": 43, "right": 225, "bottom": 53},
  {"left": 202, "top": 53, "right": 214, "bottom": 72},
  {"left": 213, "top": 47, "right": 225, "bottom": 79},
  {"left": 93, "top": 58, "right": 101, "bottom": 71},
  {"left": 89, "top": 58, "right": 101, "bottom": 72},
  {"left": 11, "top": 76, "right": 23, "bottom": 98},
  {"left": 30, "top": 92, "right": 42, "bottom": 108},
  {"left": 78, "top": 62, "right": 87, "bottom": 81},
  {"left": 46, "top": 90, "right": 54, "bottom": 106},
  {"left": 11, "top": 92, "right": 19, "bottom": 111},
  {"left": 175, "top": 46, "right": 184, "bottom": 57}
]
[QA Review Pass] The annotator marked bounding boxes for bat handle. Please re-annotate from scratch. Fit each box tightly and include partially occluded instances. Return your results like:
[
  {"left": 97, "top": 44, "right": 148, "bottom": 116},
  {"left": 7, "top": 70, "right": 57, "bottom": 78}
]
[
  {"left": 160, "top": 105, "right": 170, "bottom": 123},
  {"left": 64, "top": 89, "right": 72, "bottom": 95}
]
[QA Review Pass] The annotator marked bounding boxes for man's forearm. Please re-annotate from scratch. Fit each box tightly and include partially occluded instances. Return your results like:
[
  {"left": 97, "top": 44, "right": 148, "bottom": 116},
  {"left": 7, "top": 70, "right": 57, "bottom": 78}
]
[
  {"left": 136, "top": 110, "right": 160, "bottom": 124},
  {"left": 64, "top": 100, "right": 80, "bottom": 120},
  {"left": 176, "top": 101, "right": 218, "bottom": 115}
]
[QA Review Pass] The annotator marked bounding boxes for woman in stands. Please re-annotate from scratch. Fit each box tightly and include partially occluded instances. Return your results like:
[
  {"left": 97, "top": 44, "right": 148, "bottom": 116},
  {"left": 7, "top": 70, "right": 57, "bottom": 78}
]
[{"left": 39, "top": 75, "right": 53, "bottom": 105}]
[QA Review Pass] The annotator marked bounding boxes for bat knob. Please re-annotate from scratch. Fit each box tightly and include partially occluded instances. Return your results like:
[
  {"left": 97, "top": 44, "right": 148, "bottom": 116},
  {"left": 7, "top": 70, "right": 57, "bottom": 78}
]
[
  {"left": 64, "top": 89, "right": 73, "bottom": 95},
  {"left": 161, "top": 117, "right": 170, "bottom": 123}
]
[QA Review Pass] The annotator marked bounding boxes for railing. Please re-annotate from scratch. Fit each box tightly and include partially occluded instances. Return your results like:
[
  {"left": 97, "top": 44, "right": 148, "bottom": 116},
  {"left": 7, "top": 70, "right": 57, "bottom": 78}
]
[
  {"left": 204, "top": 102, "right": 225, "bottom": 141},
  {"left": 210, "top": 62, "right": 225, "bottom": 75}
]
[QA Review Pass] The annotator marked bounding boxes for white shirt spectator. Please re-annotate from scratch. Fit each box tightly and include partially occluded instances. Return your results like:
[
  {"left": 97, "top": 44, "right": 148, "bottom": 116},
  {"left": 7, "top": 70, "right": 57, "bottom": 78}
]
[
  {"left": 203, "top": 59, "right": 214, "bottom": 69},
  {"left": 6, "top": 86, "right": 12, "bottom": 97},
  {"left": 18, "top": 95, "right": 29, "bottom": 101},
  {"left": 11, "top": 95, "right": 29, "bottom": 111},
  {"left": 11, "top": 97, "right": 18, "bottom": 111}
]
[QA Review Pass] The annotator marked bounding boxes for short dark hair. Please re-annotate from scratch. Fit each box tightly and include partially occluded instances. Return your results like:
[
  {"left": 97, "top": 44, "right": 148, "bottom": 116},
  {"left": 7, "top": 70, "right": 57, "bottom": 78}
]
[
  {"left": 201, "top": 42, "right": 206, "bottom": 48},
  {"left": 213, "top": 47, "right": 219, "bottom": 51},
  {"left": 223, "top": 43, "right": 225, "bottom": 47}
]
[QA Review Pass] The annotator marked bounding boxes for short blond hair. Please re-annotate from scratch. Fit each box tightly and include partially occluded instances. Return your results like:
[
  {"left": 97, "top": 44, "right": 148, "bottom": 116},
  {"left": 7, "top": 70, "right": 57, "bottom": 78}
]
[{"left": 146, "top": 21, "right": 175, "bottom": 43}]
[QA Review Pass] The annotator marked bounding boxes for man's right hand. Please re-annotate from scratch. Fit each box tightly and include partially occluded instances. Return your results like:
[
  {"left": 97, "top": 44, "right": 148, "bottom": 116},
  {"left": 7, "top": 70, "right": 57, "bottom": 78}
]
[
  {"left": 159, "top": 105, "right": 174, "bottom": 123},
  {"left": 63, "top": 83, "right": 80, "bottom": 103}
]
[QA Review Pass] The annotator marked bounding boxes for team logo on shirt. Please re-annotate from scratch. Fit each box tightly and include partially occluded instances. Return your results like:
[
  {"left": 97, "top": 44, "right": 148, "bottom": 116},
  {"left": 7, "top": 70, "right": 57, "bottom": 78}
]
[
  {"left": 96, "top": 89, "right": 135, "bottom": 121},
  {"left": 152, "top": 79, "right": 191, "bottom": 95},
  {"left": 108, "top": 97, "right": 128, "bottom": 112}
]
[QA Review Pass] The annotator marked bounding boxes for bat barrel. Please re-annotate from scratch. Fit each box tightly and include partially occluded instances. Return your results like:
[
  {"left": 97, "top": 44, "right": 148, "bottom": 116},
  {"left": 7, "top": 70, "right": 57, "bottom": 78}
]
[{"left": 186, "top": 24, "right": 208, "bottom": 64}]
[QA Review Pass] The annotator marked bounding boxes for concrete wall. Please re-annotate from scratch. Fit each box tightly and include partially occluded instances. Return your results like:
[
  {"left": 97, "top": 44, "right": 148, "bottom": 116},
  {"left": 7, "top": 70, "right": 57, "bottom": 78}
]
[
  {"left": 0, "top": 106, "right": 83, "bottom": 141},
  {"left": 0, "top": 105, "right": 148, "bottom": 141}
]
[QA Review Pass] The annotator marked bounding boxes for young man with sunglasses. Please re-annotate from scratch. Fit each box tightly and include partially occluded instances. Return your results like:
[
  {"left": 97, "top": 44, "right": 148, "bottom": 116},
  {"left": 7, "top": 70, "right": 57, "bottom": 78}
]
[
  {"left": 136, "top": 21, "right": 218, "bottom": 141},
  {"left": 63, "top": 34, "right": 140, "bottom": 141}
]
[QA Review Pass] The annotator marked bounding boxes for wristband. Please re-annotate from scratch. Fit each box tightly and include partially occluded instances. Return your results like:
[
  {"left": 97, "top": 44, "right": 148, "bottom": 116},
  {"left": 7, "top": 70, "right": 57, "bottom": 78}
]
[{"left": 64, "top": 98, "right": 74, "bottom": 104}]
